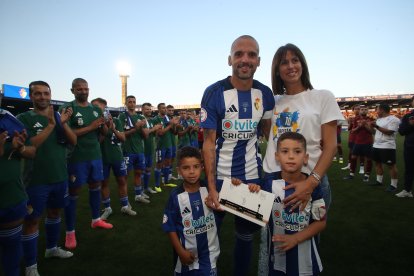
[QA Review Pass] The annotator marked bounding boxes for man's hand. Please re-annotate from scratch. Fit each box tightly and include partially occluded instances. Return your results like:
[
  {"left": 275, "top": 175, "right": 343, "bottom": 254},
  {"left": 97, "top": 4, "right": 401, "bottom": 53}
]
[
  {"left": 283, "top": 179, "right": 313, "bottom": 212},
  {"left": 12, "top": 130, "right": 27, "bottom": 150},
  {"left": 178, "top": 249, "right": 196, "bottom": 266},
  {"left": 60, "top": 107, "right": 73, "bottom": 124},
  {"left": 135, "top": 119, "right": 146, "bottom": 129},
  {"left": 205, "top": 189, "right": 222, "bottom": 211},
  {"left": 90, "top": 117, "right": 105, "bottom": 130},
  {"left": 47, "top": 105, "right": 56, "bottom": 127}
]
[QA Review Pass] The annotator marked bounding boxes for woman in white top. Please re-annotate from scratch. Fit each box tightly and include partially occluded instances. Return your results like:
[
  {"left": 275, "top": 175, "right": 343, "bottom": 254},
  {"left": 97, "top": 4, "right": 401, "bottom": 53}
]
[{"left": 263, "top": 43, "right": 344, "bottom": 210}]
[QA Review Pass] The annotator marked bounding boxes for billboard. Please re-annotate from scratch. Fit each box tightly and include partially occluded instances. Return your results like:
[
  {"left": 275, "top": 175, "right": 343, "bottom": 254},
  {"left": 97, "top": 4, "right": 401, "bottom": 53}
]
[{"left": 2, "top": 84, "right": 30, "bottom": 100}]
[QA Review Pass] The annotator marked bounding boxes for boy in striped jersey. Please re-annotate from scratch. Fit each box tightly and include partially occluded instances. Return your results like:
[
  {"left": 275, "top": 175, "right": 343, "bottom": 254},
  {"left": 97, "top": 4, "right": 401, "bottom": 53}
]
[
  {"left": 263, "top": 132, "right": 326, "bottom": 276},
  {"left": 162, "top": 146, "right": 219, "bottom": 276}
]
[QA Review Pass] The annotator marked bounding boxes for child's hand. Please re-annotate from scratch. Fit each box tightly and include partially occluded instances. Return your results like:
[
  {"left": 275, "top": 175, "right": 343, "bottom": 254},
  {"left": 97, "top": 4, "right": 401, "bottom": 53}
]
[
  {"left": 272, "top": 234, "right": 299, "bottom": 251},
  {"left": 178, "top": 249, "right": 196, "bottom": 266},
  {"left": 231, "top": 178, "right": 242, "bottom": 186},
  {"left": 248, "top": 184, "right": 261, "bottom": 193}
]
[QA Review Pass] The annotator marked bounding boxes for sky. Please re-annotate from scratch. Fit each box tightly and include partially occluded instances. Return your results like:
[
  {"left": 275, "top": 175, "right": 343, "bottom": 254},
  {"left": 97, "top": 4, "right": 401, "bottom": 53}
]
[{"left": 1, "top": 0, "right": 413, "bottom": 108}]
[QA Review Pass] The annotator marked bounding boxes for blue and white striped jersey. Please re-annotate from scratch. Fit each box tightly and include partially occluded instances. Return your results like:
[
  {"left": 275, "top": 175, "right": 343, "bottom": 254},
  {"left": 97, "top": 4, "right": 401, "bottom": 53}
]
[
  {"left": 162, "top": 185, "right": 220, "bottom": 274},
  {"left": 200, "top": 77, "right": 275, "bottom": 182},
  {"left": 263, "top": 172, "right": 326, "bottom": 276}
]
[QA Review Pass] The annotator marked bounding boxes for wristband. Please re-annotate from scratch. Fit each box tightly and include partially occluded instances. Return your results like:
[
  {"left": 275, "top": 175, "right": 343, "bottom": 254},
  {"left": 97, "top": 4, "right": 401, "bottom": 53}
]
[{"left": 310, "top": 171, "right": 321, "bottom": 183}]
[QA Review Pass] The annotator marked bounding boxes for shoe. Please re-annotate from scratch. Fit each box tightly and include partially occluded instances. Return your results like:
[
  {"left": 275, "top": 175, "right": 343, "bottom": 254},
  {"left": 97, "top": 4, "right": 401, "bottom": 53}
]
[
  {"left": 100, "top": 207, "right": 113, "bottom": 220},
  {"left": 363, "top": 175, "right": 370, "bottom": 182},
  {"left": 91, "top": 219, "right": 113, "bottom": 229},
  {"left": 154, "top": 187, "right": 162, "bottom": 193},
  {"left": 146, "top": 187, "right": 157, "bottom": 194},
  {"left": 395, "top": 190, "right": 413, "bottom": 198},
  {"left": 164, "top": 183, "right": 177, "bottom": 187},
  {"left": 385, "top": 185, "right": 397, "bottom": 192},
  {"left": 341, "top": 164, "right": 350, "bottom": 170},
  {"left": 141, "top": 192, "right": 150, "bottom": 199},
  {"left": 45, "top": 247, "right": 74, "bottom": 259},
  {"left": 339, "top": 158, "right": 344, "bottom": 164},
  {"left": 359, "top": 167, "right": 365, "bottom": 174},
  {"left": 333, "top": 156, "right": 337, "bottom": 162},
  {"left": 343, "top": 175, "right": 354, "bottom": 180},
  {"left": 121, "top": 204, "right": 137, "bottom": 216},
  {"left": 65, "top": 232, "right": 77, "bottom": 250},
  {"left": 369, "top": 181, "right": 382, "bottom": 186},
  {"left": 26, "top": 265, "right": 40, "bottom": 276},
  {"left": 135, "top": 195, "right": 150, "bottom": 203}
]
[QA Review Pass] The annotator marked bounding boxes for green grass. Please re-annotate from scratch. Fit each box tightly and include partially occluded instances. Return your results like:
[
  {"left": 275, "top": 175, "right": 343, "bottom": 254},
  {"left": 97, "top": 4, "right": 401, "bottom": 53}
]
[{"left": 27, "top": 133, "right": 414, "bottom": 276}]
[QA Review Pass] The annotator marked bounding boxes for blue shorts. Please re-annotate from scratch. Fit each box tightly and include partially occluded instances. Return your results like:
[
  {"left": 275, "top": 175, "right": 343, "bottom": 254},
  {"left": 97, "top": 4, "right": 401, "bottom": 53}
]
[
  {"left": 68, "top": 159, "right": 104, "bottom": 187},
  {"left": 25, "top": 181, "right": 69, "bottom": 220},
  {"left": 125, "top": 153, "right": 145, "bottom": 171},
  {"left": 175, "top": 267, "right": 217, "bottom": 276},
  {"left": 155, "top": 147, "right": 172, "bottom": 163},
  {"left": 103, "top": 160, "right": 127, "bottom": 179},
  {"left": 145, "top": 153, "right": 153, "bottom": 168},
  {"left": 171, "top": 145, "right": 177, "bottom": 158},
  {"left": 352, "top": 144, "right": 372, "bottom": 157},
  {"left": 0, "top": 200, "right": 27, "bottom": 224}
]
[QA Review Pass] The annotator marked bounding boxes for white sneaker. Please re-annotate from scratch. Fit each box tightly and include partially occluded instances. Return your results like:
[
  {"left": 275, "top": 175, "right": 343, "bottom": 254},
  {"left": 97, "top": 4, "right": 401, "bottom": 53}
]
[
  {"left": 135, "top": 195, "right": 150, "bottom": 203},
  {"left": 45, "top": 247, "right": 74, "bottom": 259},
  {"left": 26, "top": 264, "right": 40, "bottom": 276},
  {"left": 101, "top": 207, "right": 113, "bottom": 220},
  {"left": 121, "top": 204, "right": 137, "bottom": 216},
  {"left": 146, "top": 187, "right": 157, "bottom": 194},
  {"left": 341, "top": 164, "right": 350, "bottom": 170},
  {"left": 395, "top": 190, "right": 413, "bottom": 198},
  {"left": 359, "top": 166, "right": 365, "bottom": 174},
  {"left": 141, "top": 192, "right": 150, "bottom": 199}
]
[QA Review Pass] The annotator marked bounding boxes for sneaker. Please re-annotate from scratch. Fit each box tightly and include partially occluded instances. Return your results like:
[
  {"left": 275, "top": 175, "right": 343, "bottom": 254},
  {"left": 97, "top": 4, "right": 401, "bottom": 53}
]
[
  {"left": 141, "top": 192, "right": 150, "bottom": 199},
  {"left": 339, "top": 157, "right": 344, "bottom": 164},
  {"left": 164, "top": 183, "right": 177, "bottom": 187},
  {"left": 369, "top": 181, "right": 382, "bottom": 186},
  {"left": 45, "top": 247, "right": 74, "bottom": 259},
  {"left": 146, "top": 187, "right": 157, "bottom": 194},
  {"left": 26, "top": 265, "right": 40, "bottom": 276},
  {"left": 154, "top": 186, "right": 162, "bottom": 193},
  {"left": 135, "top": 195, "right": 150, "bottom": 203},
  {"left": 363, "top": 175, "right": 370, "bottom": 182},
  {"left": 395, "top": 190, "right": 413, "bottom": 198},
  {"left": 91, "top": 219, "right": 113, "bottom": 229},
  {"left": 100, "top": 207, "right": 113, "bottom": 220},
  {"left": 333, "top": 156, "right": 337, "bottom": 162},
  {"left": 121, "top": 204, "right": 137, "bottom": 216},
  {"left": 341, "top": 164, "right": 350, "bottom": 170},
  {"left": 343, "top": 175, "right": 354, "bottom": 180},
  {"left": 65, "top": 232, "right": 77, "bottom": 250},
  {"left": 359, "top": 167, "right": 365, "bottom": 174},
  {"left": 385, "top": 185, "right": 397, "bottom": 192}
]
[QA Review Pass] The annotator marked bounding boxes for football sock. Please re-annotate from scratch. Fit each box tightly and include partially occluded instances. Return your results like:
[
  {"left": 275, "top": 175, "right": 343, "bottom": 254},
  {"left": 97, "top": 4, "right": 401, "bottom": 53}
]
[
  {"left": 102, "top": 197, "right": 111, "bottom": 208},
  {"left": 0, "top": 225, "right": 23, "bottom": 276},
  {"left": 22, "top": 230, "right": 39, "bottom": 267},
  {"left": 120, "top": 196, "right": 129, "bottom": 207},
  {"left": 89, "top": 187, "right": 102, "bottom": 220},
  {"left": 45, "top": 217, "right": 61, "bottom": 249},
  {"left": 154, "top": 168, "right": 161, "bottom": 187},
  {"left": 64, "top": 195, "right": 78, "bottom": 232}
]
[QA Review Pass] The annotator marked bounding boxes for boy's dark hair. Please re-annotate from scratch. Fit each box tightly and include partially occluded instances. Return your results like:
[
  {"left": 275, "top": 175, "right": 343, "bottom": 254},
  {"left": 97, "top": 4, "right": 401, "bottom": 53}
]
[
  {"left": 29, "top": 80, "right": 50, "bottom": 96},
  {"left": 177, "top": 146, "right": 202, "bottom": 166},
  {"left": 378, "top": 103, "right": 390, "bottom": 113},
  {"left": 91, "top": 97, "right": 107, "bottom": 106},
  {"left": 277, "top": 132, "right": 307, "bottom": 151}
]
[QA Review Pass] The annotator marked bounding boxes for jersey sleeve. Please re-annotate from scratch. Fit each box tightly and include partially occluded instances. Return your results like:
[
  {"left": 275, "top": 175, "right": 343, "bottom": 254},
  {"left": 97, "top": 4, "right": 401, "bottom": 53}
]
[
  {"left": 261, "top": 88, "right": 276, "bottom": 120},
  {"left": 162, "top": 193, "right": 179, "bottom": 233},
  {"left": 319, "top": 90, "right": 344, "bottom": 125},
  {"left": 310, "top": 186, "right": 326, "bottom": 221},
  {"left": 200, "top": 84, "right": 221, "bottom": 130},
  {"left": 389, "top": 117, "right": 400, "bottom": 132}
]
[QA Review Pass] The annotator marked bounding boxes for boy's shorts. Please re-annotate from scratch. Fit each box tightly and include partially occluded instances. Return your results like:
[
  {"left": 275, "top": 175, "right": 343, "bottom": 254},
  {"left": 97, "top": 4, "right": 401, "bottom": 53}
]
[
  {"left": 25, "top": 181, "right": 69, "bottom": 219},
  {"left": 103, "top": 160, "right": 128, "bottom": 179},
  {"left": 68, "top": 159, "right": 104, "bottom": 187},
  {"left": 156, "top": 147, "right": 172, "bottom": 163},
  {"left": 125, "top": 153, "right": 145, "bottom": 171},
  {"left": 0, "top": 200, "right": 27, "bottom": 224}
]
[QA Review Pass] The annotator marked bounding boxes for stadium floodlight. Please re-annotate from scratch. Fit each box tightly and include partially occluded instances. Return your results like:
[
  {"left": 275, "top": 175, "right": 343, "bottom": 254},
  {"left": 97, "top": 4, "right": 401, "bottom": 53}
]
[{"left": 116, "top": 60, "right": 131, "bottom": 107}]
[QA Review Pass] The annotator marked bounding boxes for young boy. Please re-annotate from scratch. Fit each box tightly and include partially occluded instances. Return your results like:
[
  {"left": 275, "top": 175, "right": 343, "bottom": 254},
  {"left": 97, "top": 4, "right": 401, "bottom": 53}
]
[
  {"left": 162, "top": 146, "right": 220, "bottom": 276},
  {"left": 263, "top": 132, "right": 326, "bottom": 276}
]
